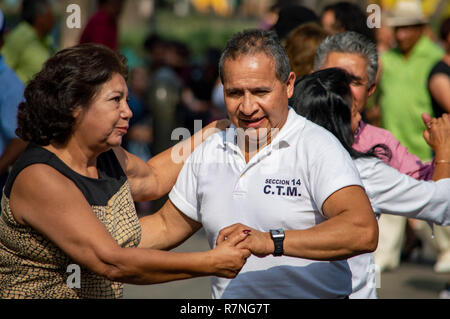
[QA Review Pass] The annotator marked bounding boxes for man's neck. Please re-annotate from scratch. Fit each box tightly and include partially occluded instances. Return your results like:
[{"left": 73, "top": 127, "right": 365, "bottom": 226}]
[
  {"left": 236, "top": 110, "right": 289, "bottom": 163},
  {"left": 401, "top": 48, "right": 413, "bottom": 59},
  {"left": 242, "top": 139, "right": 270, "bottom": 164},
  {"left": 237, "top": 130, "right": 277, "bottom": 164},
  {"left": 400, "top": 36, "right": 423, "bottom": 59}
]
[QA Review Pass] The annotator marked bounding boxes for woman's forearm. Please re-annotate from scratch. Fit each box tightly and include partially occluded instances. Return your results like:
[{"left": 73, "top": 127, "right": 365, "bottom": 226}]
[
  {"left": 104, "top": 248, "right": 214, "bottom": 285},
  {"left": 100, "top": 232, "right": 248, "bottom": 285}
]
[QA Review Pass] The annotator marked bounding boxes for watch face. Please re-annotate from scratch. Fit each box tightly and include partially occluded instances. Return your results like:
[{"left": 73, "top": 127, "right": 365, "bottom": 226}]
[{"left": 271, "top": 229, "right": 284, "bottom": 238}]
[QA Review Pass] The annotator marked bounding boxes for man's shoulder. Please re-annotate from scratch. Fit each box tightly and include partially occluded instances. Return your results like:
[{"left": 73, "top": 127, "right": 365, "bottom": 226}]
[
  {"left": 381, "top": 47, "right": 401, "bottom": 61},
  {"left": 419, "top": 36, "right": 444, "bottom": 55},
  {"left": 300, "top": 117, "right": 343, "bottom": 145},
  {"left": 188, "top": 130, "right": 227, "bottom": 159},
  {"left": 283, "top": 110, "right": 323, "bottom": 143}
]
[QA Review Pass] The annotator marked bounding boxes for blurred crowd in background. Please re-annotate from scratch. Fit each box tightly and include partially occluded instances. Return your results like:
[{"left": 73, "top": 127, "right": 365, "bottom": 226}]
[{"left": 0, "top": 0, "right": 449, "bottom": 297}]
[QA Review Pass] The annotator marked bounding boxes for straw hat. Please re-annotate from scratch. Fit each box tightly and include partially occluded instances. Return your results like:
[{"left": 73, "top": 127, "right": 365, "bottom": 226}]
[{"left": 386, "top": 0, "right": 428, "bottom": 27}]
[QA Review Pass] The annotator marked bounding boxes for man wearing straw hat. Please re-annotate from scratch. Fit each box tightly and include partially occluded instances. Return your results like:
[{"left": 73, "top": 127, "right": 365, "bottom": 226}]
[{"left": 379, "top": 0, "right": 442, "bottom": 162}]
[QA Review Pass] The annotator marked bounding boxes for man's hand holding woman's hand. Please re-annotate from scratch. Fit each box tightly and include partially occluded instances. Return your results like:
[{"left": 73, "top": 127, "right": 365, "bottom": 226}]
[
  {"left": 217, "top": 223, "right": 274, "bottom": 258},
  {"left": 208, "top": 229, "right": 251, "bottom": 278}
]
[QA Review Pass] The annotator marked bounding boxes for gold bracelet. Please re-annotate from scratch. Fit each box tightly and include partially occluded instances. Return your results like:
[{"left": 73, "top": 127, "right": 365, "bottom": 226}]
[{"left": 435, "top": 160, "right": 450, "bottom": 165}]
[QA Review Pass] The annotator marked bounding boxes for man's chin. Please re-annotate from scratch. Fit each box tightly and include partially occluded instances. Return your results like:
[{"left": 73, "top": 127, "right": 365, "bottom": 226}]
[{"left": 236, "top": 128, "right": 271, "bottom": 147}]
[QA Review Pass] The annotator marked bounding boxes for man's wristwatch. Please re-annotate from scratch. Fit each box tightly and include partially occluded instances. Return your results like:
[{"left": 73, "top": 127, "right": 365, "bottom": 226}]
[{"left": 270, "top": 229, "right": 285, "bottom": 257}]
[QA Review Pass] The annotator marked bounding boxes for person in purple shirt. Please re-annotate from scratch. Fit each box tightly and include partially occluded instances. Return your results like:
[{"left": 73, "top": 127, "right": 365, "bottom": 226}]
[
  {"left": 313, "top": 31, "right": 450, "bottom": 274},
  {"left": 0, "top": 9, "right": 27, "bottom": 191}
]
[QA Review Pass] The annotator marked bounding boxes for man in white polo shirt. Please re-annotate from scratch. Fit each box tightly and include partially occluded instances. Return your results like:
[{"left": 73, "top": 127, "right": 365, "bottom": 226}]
[{"left": 139, "top": 29, "right": 378, "bottom": 298}]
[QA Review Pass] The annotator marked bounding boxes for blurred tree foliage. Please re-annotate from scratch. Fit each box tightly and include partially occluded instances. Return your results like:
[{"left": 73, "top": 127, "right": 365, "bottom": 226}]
[{"left": 120, "top": 7, "right": 259, "bottom": 61}]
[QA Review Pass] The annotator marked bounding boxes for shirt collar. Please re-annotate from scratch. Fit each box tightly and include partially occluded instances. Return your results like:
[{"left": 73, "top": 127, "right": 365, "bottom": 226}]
[{"left": 222, "top": 107, "right": 296, "bottom": 151}]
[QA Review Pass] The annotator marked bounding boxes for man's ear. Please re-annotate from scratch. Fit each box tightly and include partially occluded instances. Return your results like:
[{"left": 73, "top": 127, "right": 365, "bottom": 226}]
[
  {"left": 368, "top": 83, "right": 377, "bottom": 98},
  {"left": 286, "top": 72, "right": 296, "bottom": 98}
]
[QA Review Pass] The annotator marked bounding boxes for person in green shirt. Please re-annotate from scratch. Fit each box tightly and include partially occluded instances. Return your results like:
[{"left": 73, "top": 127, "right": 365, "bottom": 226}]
[
  {"left": 379, "top": 2, "right": 443, "bottom": 162},
  {"left": 1, "top": 0, "right": 55, "bottom": 84}
]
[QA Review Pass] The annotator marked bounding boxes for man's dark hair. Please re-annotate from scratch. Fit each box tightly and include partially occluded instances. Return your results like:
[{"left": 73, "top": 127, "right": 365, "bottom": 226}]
[
  {"left": 322, "top": 1, "right": 376, "bottom": 43},
  {"left": 17, "top": 43, "right": 129, "bottom": 145},
  {"left": 219, "top": 29, "right": 291, "bottom": 83},
  {"left": 21, "top": 0, "right": 49, "bottom": 25},
  {"left": 291, "top": 68, "right": 391, "bottom": 161}
]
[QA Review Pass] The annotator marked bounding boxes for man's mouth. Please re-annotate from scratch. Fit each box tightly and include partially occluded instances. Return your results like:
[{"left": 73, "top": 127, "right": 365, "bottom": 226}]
[{"left": 240, "top": 116, "right": 265, "bottom": 128}]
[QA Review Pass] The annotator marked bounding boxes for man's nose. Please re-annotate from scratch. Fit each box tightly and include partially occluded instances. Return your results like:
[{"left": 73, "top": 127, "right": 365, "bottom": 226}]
[{"left": 241, "top": 92, "right": 258, "bottom": 115}]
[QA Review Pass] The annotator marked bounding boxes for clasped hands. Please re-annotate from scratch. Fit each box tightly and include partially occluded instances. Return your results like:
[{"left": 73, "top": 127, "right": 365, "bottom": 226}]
[{"left": 216, "top": 223, "right": 274, "bottom": 258}]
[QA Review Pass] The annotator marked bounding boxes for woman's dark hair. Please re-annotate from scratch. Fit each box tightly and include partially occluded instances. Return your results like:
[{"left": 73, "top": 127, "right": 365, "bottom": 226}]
[
  {"left": 17, "top": 43, "right": 128, "bottom": 146},
  {"left": 291, "top": 68, "right": 391, "bottom": 161}
]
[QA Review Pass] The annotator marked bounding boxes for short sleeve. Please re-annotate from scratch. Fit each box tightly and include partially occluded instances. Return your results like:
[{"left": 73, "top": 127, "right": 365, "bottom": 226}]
[
  {"left": 306, "top": 124, "right": 363, "bottom": 214},
  {"left": 168, "top": 146, "right": 202, "bottom": 222}
]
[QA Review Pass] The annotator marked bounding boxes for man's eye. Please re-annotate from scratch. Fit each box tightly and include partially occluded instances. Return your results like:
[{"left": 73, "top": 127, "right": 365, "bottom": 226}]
[{"left": 227, "top": 91, "right": 241, "bottom": 97}]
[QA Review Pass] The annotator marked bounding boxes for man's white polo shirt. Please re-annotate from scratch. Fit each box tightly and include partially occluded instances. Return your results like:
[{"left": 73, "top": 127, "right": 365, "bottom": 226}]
[{"left": 169, "top": 108, "right": 363, "bottom": 299}]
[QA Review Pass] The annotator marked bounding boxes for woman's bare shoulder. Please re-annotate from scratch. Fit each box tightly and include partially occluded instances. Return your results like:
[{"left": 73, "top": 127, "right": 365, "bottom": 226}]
[{"left": 9, "top": 163, "right": 87, "bottom": 225}]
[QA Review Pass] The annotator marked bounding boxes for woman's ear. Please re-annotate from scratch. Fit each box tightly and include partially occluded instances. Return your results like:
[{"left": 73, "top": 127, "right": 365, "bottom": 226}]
[{"left": 72, "top": 105, "right": 84, "bottom": 124}]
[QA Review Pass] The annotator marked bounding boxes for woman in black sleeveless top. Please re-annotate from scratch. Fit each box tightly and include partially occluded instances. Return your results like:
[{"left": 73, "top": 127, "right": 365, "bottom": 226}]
[
  {"left": 428, "top": 17, "right": 450, "bottom": 118},
  {"left": 0, "top": 44, "right": 250, "bottom": 299}
]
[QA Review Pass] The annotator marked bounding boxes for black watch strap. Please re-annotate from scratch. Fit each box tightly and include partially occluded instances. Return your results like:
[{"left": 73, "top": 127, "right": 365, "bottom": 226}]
[{"left": 270, "top": 229, "right": 285, "bottom": 257}]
